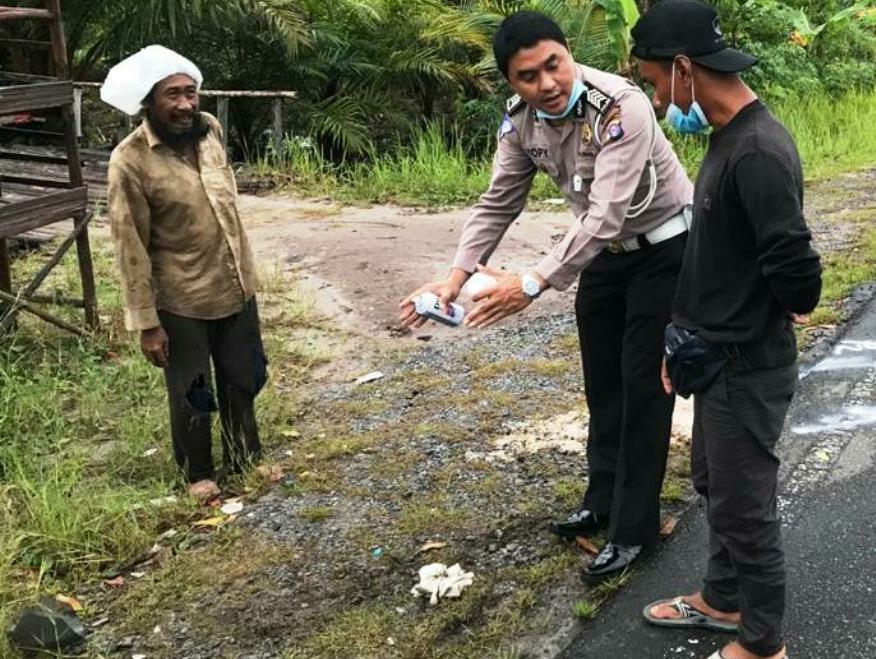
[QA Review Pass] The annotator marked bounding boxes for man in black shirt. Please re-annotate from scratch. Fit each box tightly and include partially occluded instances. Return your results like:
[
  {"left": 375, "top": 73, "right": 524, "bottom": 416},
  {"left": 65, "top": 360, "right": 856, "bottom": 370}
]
[{"left": 631, "top": 2, "right": 822, "bottom": 659}]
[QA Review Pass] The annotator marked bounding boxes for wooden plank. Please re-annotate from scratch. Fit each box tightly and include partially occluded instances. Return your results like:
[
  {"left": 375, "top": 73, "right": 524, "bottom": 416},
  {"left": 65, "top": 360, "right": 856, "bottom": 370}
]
[
  {"left": 0, "top": 8, "right": 53, "bottom": 21},
  {"left": 0, "top": 187, "right": 87, "bottom": 238},
  {"left": 27, "top": 293, "right": 85, "bottom": 308},
  {"left": 1, "top": 71, "right": 56, "bottom": 83},
  {"left": 0, "top": 38, "right": 51, "bottom": 49},
  {"left": 0, "top": 289, "right": 90, "bottom": 338},
  {"left": 0, "top": 149, "right": 80, "bottom": 165},
  {"left": 0, "top": 175, "right": 71, "bottom": 189},
  {"left": 0, "top": 81, "right": 72, "bottom": 115},
  {"left": 0, "top": 126, "right": 66, "bottom": 140}
]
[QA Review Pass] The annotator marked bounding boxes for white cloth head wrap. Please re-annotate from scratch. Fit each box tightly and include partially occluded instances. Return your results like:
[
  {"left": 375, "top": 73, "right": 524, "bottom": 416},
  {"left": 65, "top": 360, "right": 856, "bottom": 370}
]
[{"left": 100, "top": 45, "right": 203, "bottom": 116}]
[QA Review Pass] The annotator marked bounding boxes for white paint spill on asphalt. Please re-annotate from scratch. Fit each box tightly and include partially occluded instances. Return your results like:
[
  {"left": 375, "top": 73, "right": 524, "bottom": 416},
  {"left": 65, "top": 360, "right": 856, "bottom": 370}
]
[
  {"left": 791, "top": 405, "right": 876, "bottom": 435},
  {"left": 800, "top": 339, "right": 876, "bottom": 379}
]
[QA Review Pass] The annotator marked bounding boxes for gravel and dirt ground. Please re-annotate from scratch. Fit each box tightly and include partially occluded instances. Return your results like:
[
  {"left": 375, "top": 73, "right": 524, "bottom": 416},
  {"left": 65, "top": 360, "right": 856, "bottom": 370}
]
[{"left": 77, "top": 167, "right": 876, "bottom": 659}]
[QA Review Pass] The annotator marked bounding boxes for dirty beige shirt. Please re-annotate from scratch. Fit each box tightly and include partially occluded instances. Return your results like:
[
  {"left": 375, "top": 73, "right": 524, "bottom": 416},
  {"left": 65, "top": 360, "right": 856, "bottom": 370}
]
[
  {"left": 108, "top": 112, "right": 258, "bottom": 331},
  {"left": 453, "top": 64, "right": 693, "bottom": 291}
]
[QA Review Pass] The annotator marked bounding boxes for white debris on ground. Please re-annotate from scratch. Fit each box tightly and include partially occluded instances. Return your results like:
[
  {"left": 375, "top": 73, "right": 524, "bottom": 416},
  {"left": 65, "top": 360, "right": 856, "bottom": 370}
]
[
  {"left": 464, "top": 400, "right": 694, "bottom": 464},
  {"left": 410, "top": 563, "right": 475, "bottom": 606}
]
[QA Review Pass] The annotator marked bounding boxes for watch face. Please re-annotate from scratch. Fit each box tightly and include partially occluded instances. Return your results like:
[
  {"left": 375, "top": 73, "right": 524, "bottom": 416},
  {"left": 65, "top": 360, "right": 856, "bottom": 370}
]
[{"left": 524, "top": 278, "right": 540, "bottom": 297}]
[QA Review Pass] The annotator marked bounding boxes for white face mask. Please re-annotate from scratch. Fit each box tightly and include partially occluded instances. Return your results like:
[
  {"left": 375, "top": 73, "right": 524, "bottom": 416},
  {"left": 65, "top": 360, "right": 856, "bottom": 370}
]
[{"left": 665, "top": 59, "right": 710, "bottom": 135}]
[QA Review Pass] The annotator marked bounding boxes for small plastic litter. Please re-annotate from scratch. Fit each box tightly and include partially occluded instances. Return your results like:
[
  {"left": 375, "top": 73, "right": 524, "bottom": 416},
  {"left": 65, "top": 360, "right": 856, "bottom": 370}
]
[
  {"left": 371, "top": 546, "right": 384, "bottom": 559},
  {"left": 355, "top": 371, "right": 385, "bottom": 385},
  {"left": 141, "top": 448, "right": 158, "bottom": 458},
  {"left": 220, "top": 500, "right": 244, "bottom": 515},
  {"left": 410, "top": 563, "right": 475, "bottom": 606},
  {"left": 416, "top": 540, "right": 448, "bottom": 554}
]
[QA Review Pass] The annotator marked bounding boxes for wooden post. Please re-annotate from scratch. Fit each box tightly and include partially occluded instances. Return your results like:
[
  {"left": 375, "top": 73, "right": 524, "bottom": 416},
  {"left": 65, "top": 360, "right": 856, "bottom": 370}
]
[
  {"left": 44, "top": 0, "right": 68, "bottom": 79},
  {"left": 62, "top": 100, "right": 98, "bottom": 329},
  {"left": 73, "top": 86, "right": 82, "bottom": 138},
  {"left": 272, "top": 98, "right": 283, "bottom": 155},
  {"left": 217, "top": 97, "right": 229, "bottom": 153},
  {"left": 0, "top": 239, "right": 10, "bottom": 293},
  {"left": 0, "top": 238, "right": 10, "bottom": 327}
]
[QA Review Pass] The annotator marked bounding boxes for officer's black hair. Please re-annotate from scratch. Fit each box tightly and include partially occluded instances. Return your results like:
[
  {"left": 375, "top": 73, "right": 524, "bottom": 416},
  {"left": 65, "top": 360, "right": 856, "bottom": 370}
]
[{"left": 493, "top": 11, "right": 569, "bottom": 78}]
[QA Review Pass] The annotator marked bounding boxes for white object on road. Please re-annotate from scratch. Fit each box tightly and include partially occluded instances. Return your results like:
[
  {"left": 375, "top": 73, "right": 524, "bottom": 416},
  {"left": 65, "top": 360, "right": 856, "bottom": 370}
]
[
  {"left": 462, "top": 272, "right": 498, "bottom": 299},
  {"left": 410, "top": 563, "right": 475, "bottom": 606}
]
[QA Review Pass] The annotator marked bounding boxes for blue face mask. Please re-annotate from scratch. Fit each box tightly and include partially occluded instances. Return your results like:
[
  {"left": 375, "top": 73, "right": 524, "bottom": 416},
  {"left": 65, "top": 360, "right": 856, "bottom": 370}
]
[
  {"left": 536, "top": 79, "right": 586, "bottom": 120},
  {"left": 666, "top": 60, "right": 710, "bottom": 134}
]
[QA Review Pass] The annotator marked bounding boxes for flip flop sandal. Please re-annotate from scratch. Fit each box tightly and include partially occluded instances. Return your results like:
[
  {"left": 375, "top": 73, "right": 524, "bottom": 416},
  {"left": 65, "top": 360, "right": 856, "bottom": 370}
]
[{"left": 642, "top": 597, "right": 739, "bottom": 633}]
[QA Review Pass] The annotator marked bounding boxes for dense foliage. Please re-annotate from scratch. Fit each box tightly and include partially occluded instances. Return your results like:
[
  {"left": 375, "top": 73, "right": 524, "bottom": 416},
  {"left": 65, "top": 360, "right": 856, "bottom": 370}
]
[{"left": 4, "top": 0, "right": 875, "bottom": 158}]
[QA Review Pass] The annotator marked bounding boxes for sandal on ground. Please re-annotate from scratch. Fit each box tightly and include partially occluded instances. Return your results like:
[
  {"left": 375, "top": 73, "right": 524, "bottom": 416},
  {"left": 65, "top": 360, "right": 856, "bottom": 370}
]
[{"left": 643, "top": 597, "right": 739, "bottom": 633}]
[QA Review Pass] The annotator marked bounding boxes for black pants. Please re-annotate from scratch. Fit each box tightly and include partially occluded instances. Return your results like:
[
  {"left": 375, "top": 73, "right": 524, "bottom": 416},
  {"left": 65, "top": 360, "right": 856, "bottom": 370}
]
[
  {"left": 575, "top": 233, "right": 685, "bottom": 547},
  {"left": 693, "top": 360, "right": 797, "bottom": 656},
  {"left": 158, "top": 298, "right": 268, "bottom": 483}
]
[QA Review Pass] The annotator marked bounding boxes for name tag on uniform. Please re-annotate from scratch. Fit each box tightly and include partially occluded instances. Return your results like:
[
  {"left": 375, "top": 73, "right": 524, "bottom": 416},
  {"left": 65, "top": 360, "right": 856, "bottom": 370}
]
[{"left": 573, "top": 175, "right": 583, "bottom": 192}]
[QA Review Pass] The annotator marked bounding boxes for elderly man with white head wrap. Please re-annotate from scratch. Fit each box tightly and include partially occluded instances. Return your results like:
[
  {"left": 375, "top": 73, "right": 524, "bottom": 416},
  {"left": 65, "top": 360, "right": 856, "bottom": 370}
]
[{"left": 104, "top": 46, "right": 266, "bottom": 501}]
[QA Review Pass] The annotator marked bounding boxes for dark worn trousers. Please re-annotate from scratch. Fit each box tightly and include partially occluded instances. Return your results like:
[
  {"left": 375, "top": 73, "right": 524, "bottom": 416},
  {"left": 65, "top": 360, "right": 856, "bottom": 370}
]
[
  {"left": 158, "top": 298, "right": 268, "bottom": 483},
  {"left": 692, "top": 360, "right": 797, "bottom": 656},
  {"left": 575, "top": 233, "right": 685, "bottom": 547}
]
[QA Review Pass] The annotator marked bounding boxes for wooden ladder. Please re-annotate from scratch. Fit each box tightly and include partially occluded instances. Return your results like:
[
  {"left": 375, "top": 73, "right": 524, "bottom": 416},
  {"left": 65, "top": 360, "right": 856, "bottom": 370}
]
[{"left": 0, "top": 0, "right": 98, "bottom": 335}]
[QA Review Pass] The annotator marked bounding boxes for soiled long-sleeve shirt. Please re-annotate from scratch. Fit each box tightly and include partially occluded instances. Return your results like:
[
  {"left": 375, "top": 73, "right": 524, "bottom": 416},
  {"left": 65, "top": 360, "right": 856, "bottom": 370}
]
[
  {"left": 107, "top": 112, "right": 258, "bottom": 331},
  {"left": 452, "top": 64, "right": 693, "bottom": 291}
]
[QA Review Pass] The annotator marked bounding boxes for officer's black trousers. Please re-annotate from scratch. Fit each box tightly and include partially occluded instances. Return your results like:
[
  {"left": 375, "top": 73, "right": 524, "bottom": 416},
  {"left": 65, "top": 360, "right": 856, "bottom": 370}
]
[
  {"left": 158, "top": 298, "right": 268, "bottom": 483},
  {"left": 575, "top": 233, "right": 685, "bottom": 547},
  {"left": 693, "top": 360, "right": 797, "bottom": 657}
]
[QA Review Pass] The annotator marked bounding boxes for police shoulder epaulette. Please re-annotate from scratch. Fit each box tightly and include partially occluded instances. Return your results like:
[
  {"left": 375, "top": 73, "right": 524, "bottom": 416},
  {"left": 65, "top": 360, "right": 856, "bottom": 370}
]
[
  {"left": 506, "top": 93, "right": 526, "bottom": 117},
  {"left": 583, "top": 83, "right": 616, "bottom": 117}
]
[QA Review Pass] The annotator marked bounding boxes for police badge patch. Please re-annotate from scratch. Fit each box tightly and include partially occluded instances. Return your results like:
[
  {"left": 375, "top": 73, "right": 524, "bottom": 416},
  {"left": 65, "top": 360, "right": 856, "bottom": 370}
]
[{"left": 498, "top": 113, "right": 516, "bottom": 140}]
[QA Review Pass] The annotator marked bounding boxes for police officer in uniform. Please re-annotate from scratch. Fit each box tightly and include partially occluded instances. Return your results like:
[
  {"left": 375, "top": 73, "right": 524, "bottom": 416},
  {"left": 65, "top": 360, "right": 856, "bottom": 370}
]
[{"left": 400, "top": 11, "right": 693, "bottom": 577}]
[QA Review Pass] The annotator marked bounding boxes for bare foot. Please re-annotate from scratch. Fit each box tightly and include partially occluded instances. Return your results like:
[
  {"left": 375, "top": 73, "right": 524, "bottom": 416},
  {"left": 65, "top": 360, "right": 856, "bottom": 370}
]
[
  {"left": 649, "top": 592, "right": 741, "bottom": 624},
  {"left": 716, "top": 641, "right": 787, "bottom": 659},
  {"left": 187, "top": 479, "right": 220, "bottom": 502}
]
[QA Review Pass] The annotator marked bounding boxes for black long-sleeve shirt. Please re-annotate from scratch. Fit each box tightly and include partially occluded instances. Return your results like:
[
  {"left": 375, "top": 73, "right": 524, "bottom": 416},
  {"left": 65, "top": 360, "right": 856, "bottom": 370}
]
[{"left": 673, "top": 100, "right": 822, "bottom": 365}]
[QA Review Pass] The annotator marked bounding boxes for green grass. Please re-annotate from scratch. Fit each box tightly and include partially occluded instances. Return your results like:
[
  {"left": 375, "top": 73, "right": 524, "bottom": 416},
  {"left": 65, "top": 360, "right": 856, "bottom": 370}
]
[
  {"left": 0, "top": 242, "right": 325, "bottom": 657},
  {"left": 249, "top": 90, "right": 876, "bottom": 208}
]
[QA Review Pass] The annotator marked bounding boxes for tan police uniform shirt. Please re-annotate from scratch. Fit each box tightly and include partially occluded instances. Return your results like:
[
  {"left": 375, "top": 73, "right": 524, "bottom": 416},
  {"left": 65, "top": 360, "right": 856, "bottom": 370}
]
[
  {"left": 452, "top": 64, "right": 694, "bottom": 291},
  {"left": 108, "top": 112, "right": 258, "bottom": 331}
]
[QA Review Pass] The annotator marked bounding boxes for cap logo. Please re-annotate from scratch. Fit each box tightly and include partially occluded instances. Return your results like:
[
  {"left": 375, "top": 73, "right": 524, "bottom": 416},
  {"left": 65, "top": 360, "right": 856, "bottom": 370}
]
[{"left": 713, "top": 17, "right": 723, "bottom": 37}]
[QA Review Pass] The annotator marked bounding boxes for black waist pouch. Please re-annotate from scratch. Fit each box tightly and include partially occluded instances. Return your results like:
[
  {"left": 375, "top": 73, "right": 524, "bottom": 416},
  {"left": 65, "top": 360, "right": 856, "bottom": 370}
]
[{"left": 664, "top": 323, "right": 728, "bottom": 398}]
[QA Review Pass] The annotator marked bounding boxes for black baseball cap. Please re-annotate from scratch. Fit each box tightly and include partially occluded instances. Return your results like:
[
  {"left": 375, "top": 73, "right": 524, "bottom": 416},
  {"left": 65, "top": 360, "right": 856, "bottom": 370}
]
[{"left": 631, "top": 0, "right": 757, "bottom": 73}]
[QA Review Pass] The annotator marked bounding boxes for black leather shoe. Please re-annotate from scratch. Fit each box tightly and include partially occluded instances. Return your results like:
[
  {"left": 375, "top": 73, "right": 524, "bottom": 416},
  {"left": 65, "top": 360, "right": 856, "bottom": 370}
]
[
  {"left": 583, "top": 542, "right": 642, "bottom": 578},
  {"left": 550, "top": 509, "right": 608, "bottom": 539}
]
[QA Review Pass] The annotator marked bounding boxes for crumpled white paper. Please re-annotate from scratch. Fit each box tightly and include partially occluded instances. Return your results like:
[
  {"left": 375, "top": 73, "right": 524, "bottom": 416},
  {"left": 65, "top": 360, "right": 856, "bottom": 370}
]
[{"left": 410, "top": 563, "right": 475, "bottom": 606}]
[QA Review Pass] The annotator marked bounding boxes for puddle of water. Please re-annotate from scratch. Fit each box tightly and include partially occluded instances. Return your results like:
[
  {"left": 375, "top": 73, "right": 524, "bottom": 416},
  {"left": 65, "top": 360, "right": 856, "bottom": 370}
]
[{"left": 791, "top": 404, "right": 876, "bottom": 435}]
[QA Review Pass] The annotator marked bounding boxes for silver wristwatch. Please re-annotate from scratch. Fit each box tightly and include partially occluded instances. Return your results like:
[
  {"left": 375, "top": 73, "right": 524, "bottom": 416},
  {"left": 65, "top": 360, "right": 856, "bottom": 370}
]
[{"left": 521, "top": 273, "right": 542, "bottom": 300}]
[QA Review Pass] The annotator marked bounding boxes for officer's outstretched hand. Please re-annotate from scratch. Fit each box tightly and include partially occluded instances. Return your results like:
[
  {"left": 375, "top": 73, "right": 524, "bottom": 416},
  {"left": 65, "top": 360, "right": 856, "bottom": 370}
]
[
  {"left": 465, "top": 264, "right": 532, "bottom": 329},
  {"left": 399, "top": 278, "right": 463, "bottom": 328}
]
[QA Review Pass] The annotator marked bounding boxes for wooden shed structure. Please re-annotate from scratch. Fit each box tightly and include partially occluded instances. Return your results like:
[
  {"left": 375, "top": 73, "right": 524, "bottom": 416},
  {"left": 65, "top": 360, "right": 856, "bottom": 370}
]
[{"left": 0, "top": 0, "right": 97, "bottom": 337}]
